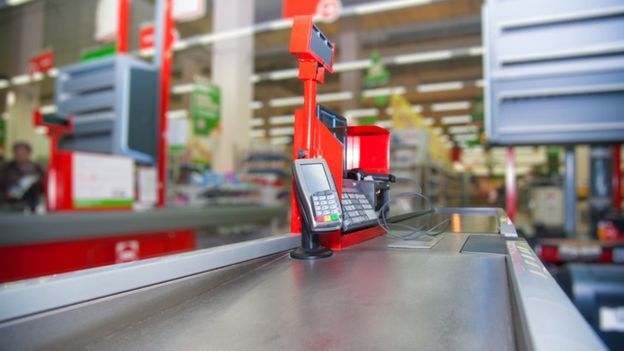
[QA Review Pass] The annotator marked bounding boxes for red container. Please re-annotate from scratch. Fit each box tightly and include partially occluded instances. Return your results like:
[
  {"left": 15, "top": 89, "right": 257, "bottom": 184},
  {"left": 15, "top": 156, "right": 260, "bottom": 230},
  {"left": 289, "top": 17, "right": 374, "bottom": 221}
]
[{"left": 346, "top": 126, "right": 390, "bottom": 174}]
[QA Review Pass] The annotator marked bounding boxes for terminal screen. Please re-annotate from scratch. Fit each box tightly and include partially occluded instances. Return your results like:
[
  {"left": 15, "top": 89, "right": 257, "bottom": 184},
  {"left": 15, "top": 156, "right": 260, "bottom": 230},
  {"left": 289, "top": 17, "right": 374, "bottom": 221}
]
[{"left": 301, "top": 163, "right": 330, "bottom": 193}]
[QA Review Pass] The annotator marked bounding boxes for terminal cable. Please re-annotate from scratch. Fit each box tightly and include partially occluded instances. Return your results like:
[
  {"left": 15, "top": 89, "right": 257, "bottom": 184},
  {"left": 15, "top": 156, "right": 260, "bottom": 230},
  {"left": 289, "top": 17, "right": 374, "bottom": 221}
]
[{"left": 377, "top": 191, "right": 450, "bottom": 241}]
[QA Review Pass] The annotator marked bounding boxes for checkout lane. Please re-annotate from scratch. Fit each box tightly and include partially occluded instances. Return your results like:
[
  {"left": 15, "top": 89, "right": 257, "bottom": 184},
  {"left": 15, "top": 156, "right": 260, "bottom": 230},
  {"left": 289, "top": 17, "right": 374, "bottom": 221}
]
[{"left": 0, "top": 208, "right": 606, "bottom": 350}]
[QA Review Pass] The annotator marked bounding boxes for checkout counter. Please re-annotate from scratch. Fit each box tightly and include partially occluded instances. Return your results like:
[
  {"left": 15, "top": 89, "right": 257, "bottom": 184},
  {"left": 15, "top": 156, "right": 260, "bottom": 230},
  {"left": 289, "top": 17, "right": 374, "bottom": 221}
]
[
  {"left": 0, "top": 15, "right": 607, "bottom": 351},
  {"left": 0, "top": 207, "right": 605, "bottom": 350}
]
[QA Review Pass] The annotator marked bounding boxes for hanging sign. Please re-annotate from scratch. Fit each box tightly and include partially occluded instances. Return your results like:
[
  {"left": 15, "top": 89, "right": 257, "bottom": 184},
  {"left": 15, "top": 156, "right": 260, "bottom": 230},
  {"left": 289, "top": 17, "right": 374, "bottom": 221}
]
[
  {"left": 191, "top": 79, "right": 220, "bottom": 136},
  {"left": 28, "top": 50, "right": 54, "bottom": 74}
]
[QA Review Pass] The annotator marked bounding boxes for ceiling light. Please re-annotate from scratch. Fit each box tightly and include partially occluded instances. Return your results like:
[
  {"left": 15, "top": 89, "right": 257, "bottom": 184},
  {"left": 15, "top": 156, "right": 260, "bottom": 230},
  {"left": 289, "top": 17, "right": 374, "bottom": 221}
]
[
  {"left": 423, "top": 118, "right": 434, "bottom": 125},
  {"left": 40, "top": 105, "right": 57, "bottom": 115},
  {"left": 333, "top": 60, "right": 372, "bottom": 72},
  {"left": 344, "top": 108, "right": 378, "bottom": 118},
  {"left": 269, "top": 136, "right": 292, "bottom": 145},
  {"left": 11, "top": 74, "right": 31, "bottom": 85},
  {"left": 269, "top": 127, "right": 294, "bottom": 136},
  {"left": 171, "top": 83, "right": 193, "bottom": 95},
  {"left": 431, "top": 101, "right": 471, "bottom": 111},
  {"left": 269, "top": 115, "right": 294, "bottom": 125},
  {"left": 432, "top": 127, "right": 443, "bottom": 135},
  {"left": 376, "top": 120, "right": 393, "bottom": 128},
  {"left": 167, "top": 110, "right": 188, "bottom": 119},
  {"left": 249, "top": 129, "right": 265, "bottom": 138},
  {"left": 250, "top": 118, "right": 265, "bottom": 127},
  {"left": 442, "top": 115, "right": 472, "bottom": 125},
  {"left": 353, "top": 0, "right": 433, "bottom": 15},
  {"left": 448, "top": 125, "right": 478, "bottom": 134},
  {"left": 453, "top": 133, "right": 478, "bottom": 142},
  {"left": 250, "top": 101, "right": 263, "bottom": 110},
  {"left": 468, "top": 47, "right": 484, "bottom": 56},
  {"left": 268, "top": 69, "right": 298, "bottom": 80},
  {"left": 269, "top": 96, "right": 304, "bottom": 107},
  {"left": 417, "top": 81, "right": 464, "bottom": 93},
  {"left": 393, "top": 50, "right": 452, "bottom": 65},
  {"left": 362, "top": 86, "right": 406, "bottom": 98},
  {"left": 317, "top": 91, "right": 353, "bottom": 102},
  {"left": 0, "top": 80, "right": 8, "bottom": 89}
]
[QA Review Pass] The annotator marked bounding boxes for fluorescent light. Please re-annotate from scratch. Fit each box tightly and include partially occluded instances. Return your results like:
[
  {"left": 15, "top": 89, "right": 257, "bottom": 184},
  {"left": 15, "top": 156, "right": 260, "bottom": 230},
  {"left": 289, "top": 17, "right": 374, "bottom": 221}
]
[
  {"left": 35, "top": 126, "right": 48, "bottom": 135},
  {"left": 268, "top": 19, "right": 292, "bottom": 31},
  {"left": 412, "top": 105, "right": 423, "bottom": 113},
  {"left": 249, "top": 129, "right": 266, "bottom": 138},
  {"left": 269, "top": 127, "right": 294, "bottom": 136},
  {"left": 448, "top": 125, "right": 478, "bottom": 134},
  {"left": 269, "top": 115, "right": 294, "bottom": 125},
  {"left": 417, "top": 81, "right": 464, "bottom": 93},
  {"left": 167, "top": 110, "right": 188, "bottom": 119},
  {"left": 47, "top": 68, "right": 58, "bottom": 77},
  {"left": 453, "top": 133, "right": 478, "bottom": 142},
  {"left": 6, "top": 91, "right": 15, "bottom": 107},
  {"left": 468, "top": 46, "right": 484, "bottom": 56},
  {"left": 318, "top": 91, "right": 354, "bottom": 102},
  {"left": 344, "top": 108, "right": 378, "bottom": 119},
  {"left": 431, "top": 101, "right": 471, "bottom": 111},
  {"left": 269, "top": 136, "right": 292, "bottom": 145},
  {"left": 171, "top": 83, "right": 193, "bottom": 94},
  {"left": 250, "top": 101, "right": 263, "bottom": 110},
  {"left": 353, "top": 0, "right": 433, "bottom": 15},
  {"left": 139, "top": 48, "right": 155, "bottom": 57},
  {"left": 423, "top": 117, "right": 434, "bottom": 125},
  {"left": 7, "top": 0, "right": 31, "bottom": 5},
  {"left": 0, "top": 80, "right": 8, "bottom": 89},
  {"left": 173, "top": 41, "right": 190, "bottom": 51},
  {"left": 268, "top": 69, "right": 298, "bottom": 80},
  {"left": 250, "top": 118, "right": 265, "bottom": 127},
  {"left": 250, "top": 74, "right": 260, "bottom": 83},
  {"left": 269, "top": 96, "right": 304, "bottom": 107},
  {"left": 40, "top": 105, "right": 57, "bottom": 115},
  {"left": 31, "top": 72, "right": 44, "bottom": 82},
  {"left": 11, "top": 74, "right": 31, "bottom": 85},
  {"left": 362, "top": 86, "right": 406, "bottom": 98},
  {"left": 442, "top": 115, "right": 472, "bottom": 125},
  {"left": 440, "top": 134, "right": 450, "bottom": 142},
  {"left": 394, "top": 50, "right": 452, "bottom": 65},
  {"left": 333, "top": 60, "right": 372, "bottom": 72},
  {"left": 432, "top": 127, "right": 443, "bottom": 135},
  {"left": 376, "top": 120, "right": 393, "bottom": 128}
]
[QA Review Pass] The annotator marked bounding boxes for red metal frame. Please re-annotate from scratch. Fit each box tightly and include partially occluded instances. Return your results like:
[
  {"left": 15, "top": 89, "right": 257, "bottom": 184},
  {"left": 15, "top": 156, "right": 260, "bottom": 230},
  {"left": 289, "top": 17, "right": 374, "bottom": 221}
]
[
  {"left": 116, "top": 0, "right": 130, "bottom": 54},
  {"left": 289, "top": 16, "right": 386, "bottom": 249},
  {"left": 614, "top": 144, "right": 621, "bottom": 210},
  {"left": 0, "top": 229, "right": 196, "bottom": 283},
  {"left": 156, "top": 0, "right": 174, "bottom": 207}
]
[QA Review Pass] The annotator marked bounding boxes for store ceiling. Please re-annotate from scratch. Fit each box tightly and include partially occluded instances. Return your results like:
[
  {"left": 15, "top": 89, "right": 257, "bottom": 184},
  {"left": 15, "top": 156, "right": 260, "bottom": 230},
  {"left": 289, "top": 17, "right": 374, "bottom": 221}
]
[{"left": 1, "top": 0, "right": 486, "bottom": 144}]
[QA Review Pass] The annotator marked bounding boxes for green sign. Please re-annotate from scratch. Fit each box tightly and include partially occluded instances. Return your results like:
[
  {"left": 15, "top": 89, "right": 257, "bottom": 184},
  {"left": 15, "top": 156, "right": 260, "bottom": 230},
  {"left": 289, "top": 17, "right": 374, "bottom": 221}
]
[
  {"left": 0, "top": 118, "right": 5, "bottom": 144},
  {"left": 471, "top": 95, "right": 484, "bottom": 122},
  {"left": 191, "top": 80, "right": 220, "bottom": 136},
  {"left": 364, "top": 52, "right": 390, "bottom": 87},
  {"left": 81, "top": 43, "right": 117, "bottom": 62}
]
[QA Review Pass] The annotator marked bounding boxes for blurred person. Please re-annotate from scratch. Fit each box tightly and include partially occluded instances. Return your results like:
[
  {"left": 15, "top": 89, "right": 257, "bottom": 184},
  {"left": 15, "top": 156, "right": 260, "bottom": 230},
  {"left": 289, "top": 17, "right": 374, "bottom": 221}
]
[{"left": 0, "top": 141, "right": 44, "bottom": 212}]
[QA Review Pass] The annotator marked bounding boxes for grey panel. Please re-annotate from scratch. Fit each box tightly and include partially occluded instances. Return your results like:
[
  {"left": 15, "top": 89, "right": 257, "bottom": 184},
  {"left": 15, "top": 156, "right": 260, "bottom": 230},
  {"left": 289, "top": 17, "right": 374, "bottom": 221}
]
[
  {"left": 484, "top": 0, "right": 624, "bottom": 145},
  {"left": 0, "top": 205, "right": 288, "bottom": 245},
  {"left": 54, "top": 56, "right": 158, "bottom": 163},
  {"left": 461, "top": 234, "right": 510, "bottom": 254}
]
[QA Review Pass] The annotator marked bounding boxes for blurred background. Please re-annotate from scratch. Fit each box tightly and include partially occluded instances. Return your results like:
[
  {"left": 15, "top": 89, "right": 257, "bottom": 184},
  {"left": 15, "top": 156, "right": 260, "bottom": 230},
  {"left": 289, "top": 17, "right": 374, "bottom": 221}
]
[{"left": 0, "top": 0, "right": 622, "bottom": 348}]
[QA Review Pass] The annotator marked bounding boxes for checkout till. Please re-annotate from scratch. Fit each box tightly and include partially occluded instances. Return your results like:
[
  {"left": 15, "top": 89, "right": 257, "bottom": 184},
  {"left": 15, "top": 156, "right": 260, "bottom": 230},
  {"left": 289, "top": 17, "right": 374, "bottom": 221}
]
[{"left": 0, "top": 16, "right": 608, "bottom": 351}]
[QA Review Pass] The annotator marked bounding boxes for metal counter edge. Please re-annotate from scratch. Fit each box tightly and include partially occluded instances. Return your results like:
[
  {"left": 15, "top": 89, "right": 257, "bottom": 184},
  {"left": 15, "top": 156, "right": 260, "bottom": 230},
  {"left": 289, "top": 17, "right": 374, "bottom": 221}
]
[{"left": 0, "top": 234, "right": 300, "bottom": 322}]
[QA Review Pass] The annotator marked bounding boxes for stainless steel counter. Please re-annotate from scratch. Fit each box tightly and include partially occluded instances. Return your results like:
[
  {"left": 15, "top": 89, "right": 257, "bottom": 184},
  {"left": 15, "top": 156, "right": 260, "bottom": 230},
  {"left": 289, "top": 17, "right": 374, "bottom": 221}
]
[
  {"left": 0, "top": 205, "right": 287, "bottom": 245},
  {"left": 0, "top": 208, "right": 606, "bottom": 350}
]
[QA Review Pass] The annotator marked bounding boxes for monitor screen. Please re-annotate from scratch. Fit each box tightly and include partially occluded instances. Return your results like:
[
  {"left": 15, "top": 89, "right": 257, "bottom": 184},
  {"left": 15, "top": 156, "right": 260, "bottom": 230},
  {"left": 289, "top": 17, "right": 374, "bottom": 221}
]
[{"left": 301, "top": 163, "right": 330, "bottom": 193}]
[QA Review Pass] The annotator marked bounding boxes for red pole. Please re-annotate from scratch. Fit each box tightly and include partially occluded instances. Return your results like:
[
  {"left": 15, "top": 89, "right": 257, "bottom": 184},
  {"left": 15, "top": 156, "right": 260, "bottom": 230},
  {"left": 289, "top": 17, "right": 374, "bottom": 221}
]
[
  {"left": 156, "top": 0, "right": 174, "bottom": 207},
  {"left": 116, "top": 0, "right": 130, "bottom": 54},
  {"left": 505, "top": 147, "right": 516, "bottom": 221},
  {"left": 614, "top": 144, "right": 622, "bottom": 210}
]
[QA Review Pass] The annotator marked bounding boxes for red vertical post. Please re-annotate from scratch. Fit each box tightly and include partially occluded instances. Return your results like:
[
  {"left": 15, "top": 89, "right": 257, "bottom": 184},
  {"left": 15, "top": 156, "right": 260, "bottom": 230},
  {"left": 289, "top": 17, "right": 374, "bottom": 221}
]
[
  {"left": 505, "top": 147, "right": 517, "bottom": 221},
  {"left": 614, "top": 144, "right": 622, "bottom": 210},
  {"left": 116, "top": 0, "right": 130, "bottom": 54},
  {"left": 156, "top": 0, "right": 174, "bottom": 207}
]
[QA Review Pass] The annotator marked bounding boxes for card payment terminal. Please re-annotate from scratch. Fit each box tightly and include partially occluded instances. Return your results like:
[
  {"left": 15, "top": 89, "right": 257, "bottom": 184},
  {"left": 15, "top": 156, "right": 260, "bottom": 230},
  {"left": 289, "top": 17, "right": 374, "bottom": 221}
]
[{"left": 292, "top": 158, "right": 342, "bottom": 232}]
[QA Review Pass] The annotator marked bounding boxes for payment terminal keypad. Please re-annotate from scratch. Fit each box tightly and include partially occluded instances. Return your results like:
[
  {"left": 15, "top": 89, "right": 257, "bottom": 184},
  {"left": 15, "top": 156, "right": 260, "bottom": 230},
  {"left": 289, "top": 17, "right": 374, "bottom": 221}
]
[
  {"left": 341, "top": 186, "right": 378, "bottom": 232},
  {"left": 312, "top": 190, "right": 342, "bottom": 225}
]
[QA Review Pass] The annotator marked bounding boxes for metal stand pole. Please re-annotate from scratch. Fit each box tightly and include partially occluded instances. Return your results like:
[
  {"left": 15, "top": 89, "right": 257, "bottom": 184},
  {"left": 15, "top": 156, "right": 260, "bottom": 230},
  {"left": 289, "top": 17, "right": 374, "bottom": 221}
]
[
  {"left": 564, "top": 147, "right": 577, "bottom": 237},
  {"left": 505, "top": 147, "right": 516, "bottom": 222}
]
